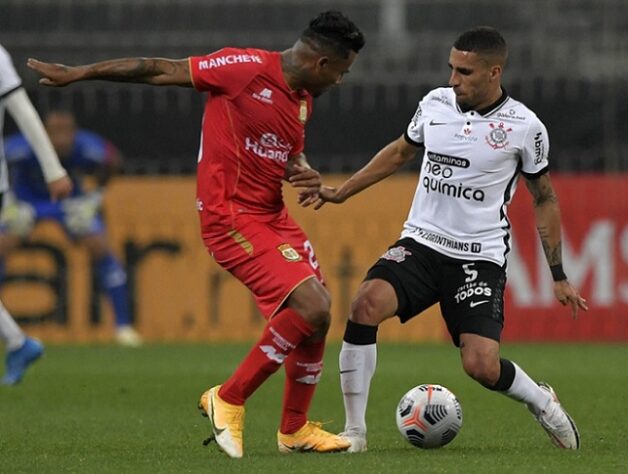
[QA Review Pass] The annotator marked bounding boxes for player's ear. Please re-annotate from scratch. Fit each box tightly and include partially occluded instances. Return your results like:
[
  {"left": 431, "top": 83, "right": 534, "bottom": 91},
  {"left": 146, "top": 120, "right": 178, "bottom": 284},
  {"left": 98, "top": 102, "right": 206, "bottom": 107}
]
[
  {"left": 489, "top": 64, "right": 502, "bottom": 82},
  {"left": 315, "top": 56, "right": 330, "bottom": 72}
]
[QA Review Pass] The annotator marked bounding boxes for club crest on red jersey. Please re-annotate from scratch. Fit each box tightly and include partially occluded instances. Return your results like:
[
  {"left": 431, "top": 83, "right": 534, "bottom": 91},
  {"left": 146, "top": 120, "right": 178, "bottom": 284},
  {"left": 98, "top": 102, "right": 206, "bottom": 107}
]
[
  {"left": 485, "top": 122, "right": 512, "bottom": 149},
  {"left": 277, "top": 243, "right": 302, "bottom": 262},
  {"left": 299, "top": 99, "right": 308, "bottom": 124}
]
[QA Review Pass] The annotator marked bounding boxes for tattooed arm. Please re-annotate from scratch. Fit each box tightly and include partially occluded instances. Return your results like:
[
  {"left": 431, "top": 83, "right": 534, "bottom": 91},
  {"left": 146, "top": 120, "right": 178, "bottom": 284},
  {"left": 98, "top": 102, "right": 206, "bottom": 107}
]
[
  {"left": 525, "top": 173, "right": 562, "bottom": 267},
  {"left": 27, "top": 57, "right": 192, "bottom": 87},
  {"left": 525, "top": 173, "right": 588, "bottom": 318}
]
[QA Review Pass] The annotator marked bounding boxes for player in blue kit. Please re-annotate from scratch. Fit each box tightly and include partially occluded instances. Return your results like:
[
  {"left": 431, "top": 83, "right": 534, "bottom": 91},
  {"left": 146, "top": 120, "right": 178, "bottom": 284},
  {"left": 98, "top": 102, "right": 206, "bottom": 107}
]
[{"left": 0, "top": 110, "right": 141, "bottom": 347}]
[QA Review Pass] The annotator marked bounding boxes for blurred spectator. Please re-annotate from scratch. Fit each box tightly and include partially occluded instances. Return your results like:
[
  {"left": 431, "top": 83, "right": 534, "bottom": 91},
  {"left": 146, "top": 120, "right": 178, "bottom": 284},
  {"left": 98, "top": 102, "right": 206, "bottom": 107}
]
[{"left": 0, "top": 110, "right": 142, "bottom": 347}]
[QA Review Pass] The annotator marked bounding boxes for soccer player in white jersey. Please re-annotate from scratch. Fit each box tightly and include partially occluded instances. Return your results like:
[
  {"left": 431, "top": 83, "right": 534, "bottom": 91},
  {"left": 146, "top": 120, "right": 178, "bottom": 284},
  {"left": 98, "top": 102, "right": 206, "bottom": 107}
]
[
  {"left": 313, "top": 27, "right": 587, "bottom": 451},
  {"left": 0, "top": 44, "right": 72, "bottom": 385}
]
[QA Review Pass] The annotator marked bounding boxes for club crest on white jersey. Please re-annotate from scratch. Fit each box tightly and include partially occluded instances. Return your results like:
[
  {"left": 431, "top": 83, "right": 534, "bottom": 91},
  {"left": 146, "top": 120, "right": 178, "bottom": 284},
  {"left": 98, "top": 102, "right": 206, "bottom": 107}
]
[{"left": 485, "top": 122, "right": 512, "bottom": 149}]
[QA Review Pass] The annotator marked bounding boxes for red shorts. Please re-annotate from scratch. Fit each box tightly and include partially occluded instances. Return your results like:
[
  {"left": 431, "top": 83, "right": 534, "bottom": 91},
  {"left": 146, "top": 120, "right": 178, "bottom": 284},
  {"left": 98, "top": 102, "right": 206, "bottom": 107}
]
[{"left": 202, "top": 211, "right": 323, "bottom": 318}]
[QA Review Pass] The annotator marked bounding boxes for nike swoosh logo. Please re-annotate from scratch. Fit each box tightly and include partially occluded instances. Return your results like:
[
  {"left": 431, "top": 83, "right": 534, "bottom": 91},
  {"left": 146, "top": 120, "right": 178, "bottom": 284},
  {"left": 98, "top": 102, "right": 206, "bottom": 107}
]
[
  {"left": 429, "top": 120, "right": 447, "bottom": 126},
  {"left": 469, "top": 300, "right": 489, "bottom": 308},
  {"left": 339, "top": 369, "right": 358, "bottom": 374},
  {"left": 210, "top": 394, "right": 226, "bottom": 436}
]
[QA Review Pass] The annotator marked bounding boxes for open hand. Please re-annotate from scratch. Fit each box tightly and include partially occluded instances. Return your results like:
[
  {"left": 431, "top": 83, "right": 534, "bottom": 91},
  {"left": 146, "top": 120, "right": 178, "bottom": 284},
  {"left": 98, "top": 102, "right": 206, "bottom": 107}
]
[
  {"left": 27, "top": 58, "right": 81, "bottom": 87},
  {"left": 308, "top": 185, "right": 345, "bottom": 210},
  {"left": 288, "top": 165, "right": 321, "bottom": 207},
  {"left": 554, "top": 280, "right": 588, "bottom": 320}
]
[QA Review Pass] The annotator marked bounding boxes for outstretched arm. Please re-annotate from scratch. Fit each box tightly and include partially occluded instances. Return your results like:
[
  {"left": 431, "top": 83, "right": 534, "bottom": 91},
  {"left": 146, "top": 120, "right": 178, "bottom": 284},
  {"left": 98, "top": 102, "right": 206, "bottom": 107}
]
[
  {"left": 27, "top": 57, "right": 192, "bottom": 87},
  {"left": 312, "top": 134, "right": 419, "bottom": 209},
  {"left": 525, "top": 173, "right": 588, "bottom": 318}
]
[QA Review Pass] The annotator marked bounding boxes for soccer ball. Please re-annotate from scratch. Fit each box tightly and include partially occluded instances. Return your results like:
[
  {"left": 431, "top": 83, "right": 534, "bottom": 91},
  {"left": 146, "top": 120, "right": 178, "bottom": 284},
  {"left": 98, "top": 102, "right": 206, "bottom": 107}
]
[{"left": 396, "top": 384, "right": 463, "bottom": 449}]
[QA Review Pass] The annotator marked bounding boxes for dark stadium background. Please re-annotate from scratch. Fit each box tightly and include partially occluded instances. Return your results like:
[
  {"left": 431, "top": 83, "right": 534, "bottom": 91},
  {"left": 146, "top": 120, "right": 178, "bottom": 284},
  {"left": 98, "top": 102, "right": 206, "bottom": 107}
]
[{"left": 2, "top": 0, "right": 625, "bottom": 174}]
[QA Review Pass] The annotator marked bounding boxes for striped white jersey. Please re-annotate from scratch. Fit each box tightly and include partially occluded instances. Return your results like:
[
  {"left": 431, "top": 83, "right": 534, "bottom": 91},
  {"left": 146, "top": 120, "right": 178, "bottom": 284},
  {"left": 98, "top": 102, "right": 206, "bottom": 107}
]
[
  {"left": 401, "top": 87, "right": 549, "bottom": 266},
  {"left": 0, "top": 44, "right": 23, "bottom": 193}
]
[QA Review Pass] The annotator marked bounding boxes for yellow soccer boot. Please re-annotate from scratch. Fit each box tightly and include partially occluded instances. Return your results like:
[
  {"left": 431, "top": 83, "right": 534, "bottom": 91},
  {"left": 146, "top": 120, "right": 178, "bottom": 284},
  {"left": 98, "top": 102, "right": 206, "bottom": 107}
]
[
  {"left": 198, "top": 385, "right": 245, "bottom": 458},
  {"left": 277, "top": 421, "right": 351, "bottom": 454}
]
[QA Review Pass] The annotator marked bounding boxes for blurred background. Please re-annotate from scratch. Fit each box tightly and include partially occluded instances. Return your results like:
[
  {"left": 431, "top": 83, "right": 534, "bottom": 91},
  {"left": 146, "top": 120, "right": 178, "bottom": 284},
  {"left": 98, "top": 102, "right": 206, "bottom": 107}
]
[{"left": 0, "top": 0, "right": 626, "bottom": 343}]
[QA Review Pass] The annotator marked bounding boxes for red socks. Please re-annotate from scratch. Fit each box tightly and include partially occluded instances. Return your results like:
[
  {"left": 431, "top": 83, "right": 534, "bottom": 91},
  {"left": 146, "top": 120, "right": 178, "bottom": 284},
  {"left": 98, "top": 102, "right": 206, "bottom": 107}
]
[
  {"left": 280, "top": 339, "right": 325, "bottom": 434},
  {"left": 219, "top": 307, "right": 326, "bottom": 434},
  {"left": 219, "top": 308, "right": 315, "bottom": 405}
]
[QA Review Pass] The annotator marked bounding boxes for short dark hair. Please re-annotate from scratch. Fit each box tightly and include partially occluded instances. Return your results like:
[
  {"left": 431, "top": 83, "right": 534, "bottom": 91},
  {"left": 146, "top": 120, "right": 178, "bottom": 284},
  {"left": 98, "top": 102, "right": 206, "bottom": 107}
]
[
  {"left": 454, "top": 26, "right": 507, "bottom": 62},
  {"left": 301, "top": 10, "right": 365, "bottom": 58}
]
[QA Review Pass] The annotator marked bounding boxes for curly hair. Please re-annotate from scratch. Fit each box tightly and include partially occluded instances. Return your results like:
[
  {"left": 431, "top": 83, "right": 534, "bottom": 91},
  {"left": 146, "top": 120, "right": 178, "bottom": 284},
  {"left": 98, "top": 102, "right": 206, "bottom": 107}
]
[{"left": 301, "top": 10, "right": 365, "bottom": 58}]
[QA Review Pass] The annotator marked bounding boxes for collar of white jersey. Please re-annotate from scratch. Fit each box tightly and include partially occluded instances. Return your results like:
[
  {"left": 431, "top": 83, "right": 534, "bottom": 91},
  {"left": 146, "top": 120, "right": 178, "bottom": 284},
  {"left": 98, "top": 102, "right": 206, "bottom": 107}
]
[{"left": 456, "top": 88, "right": 509, "bottom": 117}]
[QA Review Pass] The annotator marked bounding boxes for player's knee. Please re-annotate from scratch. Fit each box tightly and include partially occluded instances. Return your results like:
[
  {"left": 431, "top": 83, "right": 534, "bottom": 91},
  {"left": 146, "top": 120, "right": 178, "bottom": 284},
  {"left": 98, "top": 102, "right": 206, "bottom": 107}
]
[
  {"left": 349, "top": 293, "right": 385, "bottom": 326},
  {"left": 304, "top": 301, "right": 331, "bottom": 334},
  {"left": 288, "top": 281, "right": 331, "bottom": 334},
  {"left": 311, "top": 311, "right": 331, "bottom": 338},
  {"left": 461, "top": 353, "right": 500, "bottom": 386},
  {"left": 298, "top": 308, "right": 330, "bottom": 343}
]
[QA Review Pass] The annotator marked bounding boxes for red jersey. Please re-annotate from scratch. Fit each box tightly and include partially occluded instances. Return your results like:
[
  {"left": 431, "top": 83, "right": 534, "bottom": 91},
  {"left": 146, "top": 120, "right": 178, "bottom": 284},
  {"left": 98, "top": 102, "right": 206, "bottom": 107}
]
[{"left": 189, "top": 48, "right": 313, "bottom": 230}]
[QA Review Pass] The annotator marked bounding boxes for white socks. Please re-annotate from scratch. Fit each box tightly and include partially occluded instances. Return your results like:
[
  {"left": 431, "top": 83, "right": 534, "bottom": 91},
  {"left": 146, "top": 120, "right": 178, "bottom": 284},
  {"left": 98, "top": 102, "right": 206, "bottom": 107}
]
[
  {"left": 339, "top": 340, "right": 552, "bottom": 434},
  {"left": 0, "top": 299, "right": 25, "bottom": 351},
  {"left": 339, "top": 341, "right": 377, "bottom": 434},
  {"left": 504, "top": 362, "right": 552, "bottom": 413}
]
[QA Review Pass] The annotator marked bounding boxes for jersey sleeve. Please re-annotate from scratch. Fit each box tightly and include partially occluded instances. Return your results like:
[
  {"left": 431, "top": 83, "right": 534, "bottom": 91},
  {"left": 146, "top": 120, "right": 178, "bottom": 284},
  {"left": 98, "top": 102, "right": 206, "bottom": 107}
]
[
  {"left": 404, "top": 95, "right": 429, "bottom": 147},
  {"left": 189, "top": 47, "right": 266, "bottom": 97},
  {"left": 75, "top": 131, "right": 110, "bottom": 170},
  {"left": 520, "top": 116, "right": 550, "bottom": 179},
  {"left": 0, "top": 45, "right": 22, "bottom": 99},
  {"left": 3, "top": 134, "right": 31, "bottom": 163}
]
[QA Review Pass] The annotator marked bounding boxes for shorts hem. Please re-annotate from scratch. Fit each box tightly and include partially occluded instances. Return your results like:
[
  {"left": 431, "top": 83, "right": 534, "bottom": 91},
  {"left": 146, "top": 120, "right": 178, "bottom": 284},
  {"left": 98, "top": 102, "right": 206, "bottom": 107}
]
[
  {"left": 452, "top": 317, "right": 503, "bottom": 347},
  {"left": 365, "top": 265, "right": 411, "bottom": 321}
]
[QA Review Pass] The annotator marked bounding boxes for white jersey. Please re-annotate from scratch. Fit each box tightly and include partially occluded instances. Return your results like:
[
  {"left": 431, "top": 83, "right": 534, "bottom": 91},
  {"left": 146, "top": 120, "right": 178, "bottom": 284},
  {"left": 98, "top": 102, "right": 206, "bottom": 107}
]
[
  {"left": 401, "top": 87, "right": 549, "bottom": 266},
  {"left": 0, "top": 44, "right": 22, "bottom": 193}
]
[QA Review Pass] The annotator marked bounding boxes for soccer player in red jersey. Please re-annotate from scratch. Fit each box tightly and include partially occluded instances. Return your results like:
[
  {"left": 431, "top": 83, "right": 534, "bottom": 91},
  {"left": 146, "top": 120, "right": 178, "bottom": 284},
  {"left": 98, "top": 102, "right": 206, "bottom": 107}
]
[{"left": 28, "top": 11, "right": 365, "bottom": 457}]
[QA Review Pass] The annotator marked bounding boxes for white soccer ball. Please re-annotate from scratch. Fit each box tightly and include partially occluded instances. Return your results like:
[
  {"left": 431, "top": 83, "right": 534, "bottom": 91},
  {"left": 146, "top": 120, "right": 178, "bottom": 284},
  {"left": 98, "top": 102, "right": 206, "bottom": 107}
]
[{"left": 396, "top": 384, "right": 463, "bottom": 449}]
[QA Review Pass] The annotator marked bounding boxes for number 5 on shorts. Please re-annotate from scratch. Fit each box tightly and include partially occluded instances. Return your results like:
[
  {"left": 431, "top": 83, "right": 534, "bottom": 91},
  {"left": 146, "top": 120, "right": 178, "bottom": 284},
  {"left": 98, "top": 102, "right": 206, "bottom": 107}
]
[{"left": 462, "top": 263, "right": 478, "bottom": 283}]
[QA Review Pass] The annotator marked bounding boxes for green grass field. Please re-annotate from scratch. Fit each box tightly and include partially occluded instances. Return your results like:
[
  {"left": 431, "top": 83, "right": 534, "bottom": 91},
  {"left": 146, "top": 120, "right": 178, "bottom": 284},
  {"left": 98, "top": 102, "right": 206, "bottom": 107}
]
[{"left": 1, "top": 343, "right": 626, "bottom": 473}]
